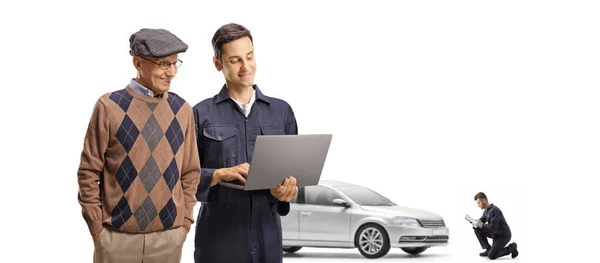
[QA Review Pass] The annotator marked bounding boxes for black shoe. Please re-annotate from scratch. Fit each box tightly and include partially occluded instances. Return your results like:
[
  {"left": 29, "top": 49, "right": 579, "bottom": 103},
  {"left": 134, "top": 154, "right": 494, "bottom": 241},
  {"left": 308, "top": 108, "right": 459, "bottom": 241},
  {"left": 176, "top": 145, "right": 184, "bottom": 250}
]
[
  {"left": 509, "top": 242, "right": 519, "bottom": 258},
  {"left": 479, "top": 248, "right": 490, "bottom": 257}
]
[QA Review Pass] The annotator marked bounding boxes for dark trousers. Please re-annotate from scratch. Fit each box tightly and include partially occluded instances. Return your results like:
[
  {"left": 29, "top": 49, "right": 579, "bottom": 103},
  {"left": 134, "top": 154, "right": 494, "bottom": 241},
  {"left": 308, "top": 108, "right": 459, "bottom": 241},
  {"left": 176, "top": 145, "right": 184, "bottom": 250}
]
[{"left": 474, "top": 228, "right": 511, "bottom": 260}]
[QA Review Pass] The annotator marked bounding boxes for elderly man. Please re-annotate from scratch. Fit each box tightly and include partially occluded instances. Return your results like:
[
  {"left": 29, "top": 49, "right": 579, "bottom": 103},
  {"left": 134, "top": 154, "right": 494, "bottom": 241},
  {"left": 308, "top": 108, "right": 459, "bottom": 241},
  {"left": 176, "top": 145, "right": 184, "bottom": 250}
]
[
  {"left": 192, "top": 23, "right": 298, "bottom": 263},
  {"left": 77, "top": 28, "right": 200, "bottom": 263}
]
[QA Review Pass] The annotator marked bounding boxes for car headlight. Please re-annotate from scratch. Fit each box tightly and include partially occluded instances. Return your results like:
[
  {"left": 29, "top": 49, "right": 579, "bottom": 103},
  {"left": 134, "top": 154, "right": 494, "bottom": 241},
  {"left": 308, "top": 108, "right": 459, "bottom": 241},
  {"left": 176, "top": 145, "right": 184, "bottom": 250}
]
[{"left": 391, "top": 216, "right": 421, "bottom": 227}]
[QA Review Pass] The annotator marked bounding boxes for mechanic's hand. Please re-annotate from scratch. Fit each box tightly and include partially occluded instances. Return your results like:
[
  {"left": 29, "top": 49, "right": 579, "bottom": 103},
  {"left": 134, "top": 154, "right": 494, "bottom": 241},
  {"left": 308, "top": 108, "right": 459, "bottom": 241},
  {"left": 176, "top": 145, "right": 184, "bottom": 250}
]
[
  {"left": 92, "top": 229, "right": 103, "bottom": 242},
  {"left": 270, "top": 177, "right": 298, "bottom": 202},
  {"left": 472, "top": 220, "right": 483, "bottom": 228},
  {"left": 212, "top": 163, "right": 250, "bottom": 186}
]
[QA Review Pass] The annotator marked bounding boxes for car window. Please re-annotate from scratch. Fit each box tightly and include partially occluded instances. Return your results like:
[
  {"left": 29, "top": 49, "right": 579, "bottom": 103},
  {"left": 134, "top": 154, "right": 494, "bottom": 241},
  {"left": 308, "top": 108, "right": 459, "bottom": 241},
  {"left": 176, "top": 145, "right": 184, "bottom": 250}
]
[
  {"left": 334, "top": 186, "right": 394, "bottom": 206},
  {"left": 290, "top": 194, "right": 298, "bottom": 203},
  {"left": 304, "top": 186, "right": 343, "bottom": 206}
]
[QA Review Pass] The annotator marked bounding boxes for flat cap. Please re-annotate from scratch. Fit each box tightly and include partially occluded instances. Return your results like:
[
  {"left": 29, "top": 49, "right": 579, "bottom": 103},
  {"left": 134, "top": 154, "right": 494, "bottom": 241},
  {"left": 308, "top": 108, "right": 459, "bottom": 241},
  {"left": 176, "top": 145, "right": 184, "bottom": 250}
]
[{"left": 129, "top": 28, "right": 188, "bottom": 58}]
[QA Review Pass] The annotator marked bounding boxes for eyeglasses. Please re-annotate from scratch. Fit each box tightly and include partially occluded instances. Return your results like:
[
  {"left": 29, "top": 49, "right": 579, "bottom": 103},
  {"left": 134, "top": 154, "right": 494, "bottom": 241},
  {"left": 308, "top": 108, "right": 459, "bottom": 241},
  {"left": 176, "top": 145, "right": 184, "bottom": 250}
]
[{"left": 141, "top": 57, "right": 183, "bottom": 70}]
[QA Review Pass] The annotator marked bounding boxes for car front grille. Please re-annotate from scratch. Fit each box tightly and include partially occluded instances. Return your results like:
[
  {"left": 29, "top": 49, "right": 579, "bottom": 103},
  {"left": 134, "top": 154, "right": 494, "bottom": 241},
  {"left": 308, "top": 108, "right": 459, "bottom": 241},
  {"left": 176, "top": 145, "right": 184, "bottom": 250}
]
[
  {"left": 419, "top": 219, "right": 445, "bottom": 228},
  {"left": 424, "top": 236, "right": 449, "bottom": 243},
  {"left": 398, "top": 236, "right": 449, "bottom": 243}
]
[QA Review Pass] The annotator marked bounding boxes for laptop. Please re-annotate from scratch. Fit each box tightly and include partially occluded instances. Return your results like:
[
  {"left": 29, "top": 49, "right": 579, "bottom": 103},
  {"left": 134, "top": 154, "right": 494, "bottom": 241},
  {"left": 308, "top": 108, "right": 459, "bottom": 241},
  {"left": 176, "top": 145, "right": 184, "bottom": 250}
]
[{"left": 218, "top": 134, "right": 333, "bottom": 191}]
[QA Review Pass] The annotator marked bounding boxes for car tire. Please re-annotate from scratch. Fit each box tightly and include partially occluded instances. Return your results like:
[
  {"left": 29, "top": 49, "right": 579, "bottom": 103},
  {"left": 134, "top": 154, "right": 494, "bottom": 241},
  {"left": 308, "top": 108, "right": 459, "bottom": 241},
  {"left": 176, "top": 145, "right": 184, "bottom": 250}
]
[
  {"left": 401, "top": 247, "right": 427, "bottom": 255},
  {"left": 355, "top": 224, "right": 391, "bottom": 259},
  {"left": 282, "top": 246, "right": 302, "bottom": 253}
]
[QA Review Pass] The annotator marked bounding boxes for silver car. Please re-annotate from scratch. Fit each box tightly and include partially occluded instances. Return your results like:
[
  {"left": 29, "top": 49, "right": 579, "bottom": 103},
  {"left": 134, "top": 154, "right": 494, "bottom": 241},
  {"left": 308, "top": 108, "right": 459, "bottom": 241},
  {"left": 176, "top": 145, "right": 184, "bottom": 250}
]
[{"left": 281, "top": 180, "right": 449, "bottom": 259}]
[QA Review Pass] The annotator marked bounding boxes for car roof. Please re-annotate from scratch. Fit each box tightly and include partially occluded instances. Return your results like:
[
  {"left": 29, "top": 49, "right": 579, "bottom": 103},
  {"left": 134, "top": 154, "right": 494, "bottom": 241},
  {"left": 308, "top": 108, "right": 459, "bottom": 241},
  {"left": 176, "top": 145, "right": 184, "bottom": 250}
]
[{"left": 317, "top": 180, "right": 360, "bottom": 188}]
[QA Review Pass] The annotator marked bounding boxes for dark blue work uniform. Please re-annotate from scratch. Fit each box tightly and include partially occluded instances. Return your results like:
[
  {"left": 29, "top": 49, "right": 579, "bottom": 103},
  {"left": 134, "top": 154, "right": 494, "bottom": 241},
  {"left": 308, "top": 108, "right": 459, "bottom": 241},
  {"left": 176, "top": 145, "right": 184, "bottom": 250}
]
[
  {"left": 192, "top": 85, "right": 298, "bottom": 263},
  {"left": 474, "top": 203, "right": 512, "bottom": 259}
]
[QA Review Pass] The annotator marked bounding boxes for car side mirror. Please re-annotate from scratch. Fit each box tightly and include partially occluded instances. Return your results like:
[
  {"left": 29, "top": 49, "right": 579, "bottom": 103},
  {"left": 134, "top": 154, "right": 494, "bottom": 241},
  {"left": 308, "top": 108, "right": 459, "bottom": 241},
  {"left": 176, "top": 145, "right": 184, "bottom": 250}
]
[{"left": 332, "top": 198, "right": 350, "bottom": 207}]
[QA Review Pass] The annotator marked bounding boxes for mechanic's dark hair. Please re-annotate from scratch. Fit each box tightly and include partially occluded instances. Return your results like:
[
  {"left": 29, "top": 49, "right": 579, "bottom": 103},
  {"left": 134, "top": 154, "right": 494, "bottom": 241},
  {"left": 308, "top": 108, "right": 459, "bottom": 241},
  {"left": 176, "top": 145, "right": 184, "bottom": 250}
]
[
  {"left": 212, "top": 23, "right": 253, "bottom": 61},
  {"left": 474, "top": 192, "right": 488, "bottom": 201}
]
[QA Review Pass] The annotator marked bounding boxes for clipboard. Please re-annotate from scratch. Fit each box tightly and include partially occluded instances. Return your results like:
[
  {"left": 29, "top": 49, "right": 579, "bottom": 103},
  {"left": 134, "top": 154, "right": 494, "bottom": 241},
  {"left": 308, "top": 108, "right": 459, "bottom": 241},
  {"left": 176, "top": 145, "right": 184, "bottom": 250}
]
[{"left": 465, "top": 214, "right": 477, "bottom": 223}]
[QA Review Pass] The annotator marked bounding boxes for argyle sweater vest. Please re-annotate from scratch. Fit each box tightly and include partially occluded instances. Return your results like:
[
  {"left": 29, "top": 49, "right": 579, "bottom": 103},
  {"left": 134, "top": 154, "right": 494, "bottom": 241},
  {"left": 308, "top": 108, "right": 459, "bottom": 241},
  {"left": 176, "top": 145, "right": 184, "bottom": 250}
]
[{"left": 78, "top": 86, "right": 200, "bottom": 235}]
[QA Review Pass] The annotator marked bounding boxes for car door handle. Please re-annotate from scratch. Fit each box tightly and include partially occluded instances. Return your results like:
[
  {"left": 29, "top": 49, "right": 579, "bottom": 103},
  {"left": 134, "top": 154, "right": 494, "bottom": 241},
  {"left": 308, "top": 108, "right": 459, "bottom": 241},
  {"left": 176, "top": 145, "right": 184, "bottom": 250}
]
[{"left": 300, "top": 212, "right": 312, "bottom": 216}]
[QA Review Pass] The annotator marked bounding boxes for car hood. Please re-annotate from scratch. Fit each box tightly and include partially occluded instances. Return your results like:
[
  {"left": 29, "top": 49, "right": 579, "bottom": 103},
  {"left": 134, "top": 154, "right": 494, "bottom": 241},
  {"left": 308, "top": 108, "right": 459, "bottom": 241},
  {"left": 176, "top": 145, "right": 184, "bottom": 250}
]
[{"left": 360, "top": 205, "right": 443, "bottom": 220}]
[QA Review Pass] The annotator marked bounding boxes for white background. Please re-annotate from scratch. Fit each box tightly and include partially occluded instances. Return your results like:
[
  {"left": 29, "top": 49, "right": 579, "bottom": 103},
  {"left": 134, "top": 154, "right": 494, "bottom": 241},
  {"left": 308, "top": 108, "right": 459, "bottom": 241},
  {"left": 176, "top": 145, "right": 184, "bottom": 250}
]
[{"left": 1, "top": 0, "right": 599, "bottom": 262}]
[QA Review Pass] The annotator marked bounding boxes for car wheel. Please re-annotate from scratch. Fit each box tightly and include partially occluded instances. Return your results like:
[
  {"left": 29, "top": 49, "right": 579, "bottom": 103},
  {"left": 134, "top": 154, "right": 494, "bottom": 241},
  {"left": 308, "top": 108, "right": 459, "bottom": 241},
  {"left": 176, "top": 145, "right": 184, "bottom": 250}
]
[
  {"left": 401, "top": 247, "right": 427, "bottom": 255},
  {"left": 355, "top": 224, "right": 391, "bottom": 259},
  {"left": 282, "top": 246, "right": 302, "bottom": 253}
]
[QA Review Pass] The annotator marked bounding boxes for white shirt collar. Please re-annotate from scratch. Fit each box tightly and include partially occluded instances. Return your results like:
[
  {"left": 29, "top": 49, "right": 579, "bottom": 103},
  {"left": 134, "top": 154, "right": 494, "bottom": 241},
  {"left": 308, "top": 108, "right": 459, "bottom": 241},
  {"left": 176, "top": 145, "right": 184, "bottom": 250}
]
[{"left": 232, "top": 89, "right": 256, "bottom": 117}]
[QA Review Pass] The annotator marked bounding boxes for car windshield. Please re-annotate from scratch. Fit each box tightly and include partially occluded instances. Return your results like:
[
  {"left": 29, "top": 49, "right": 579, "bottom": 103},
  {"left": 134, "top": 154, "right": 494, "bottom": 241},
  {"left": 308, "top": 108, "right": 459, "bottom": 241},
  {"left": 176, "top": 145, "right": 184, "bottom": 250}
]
[{"left": 334, "top": 186, "right": 395, "bottom": 206}]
